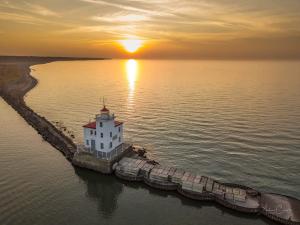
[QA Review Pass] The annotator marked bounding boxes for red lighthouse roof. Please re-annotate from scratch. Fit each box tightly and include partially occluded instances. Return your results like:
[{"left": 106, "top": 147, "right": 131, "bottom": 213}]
[
  {"left": 114, "top": 121, "right": 123, "bottom": 127},
  {"left": 83, "top": 120, "right": 122, "bottom": 128},
  {"left": 101, "top": 106, "right": 109, "bottom": 112},
  {"left": 83, "top": 121, "right": 96, "bottom": 129}
]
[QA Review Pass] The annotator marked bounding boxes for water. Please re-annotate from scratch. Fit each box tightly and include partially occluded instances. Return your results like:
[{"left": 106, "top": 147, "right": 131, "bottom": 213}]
[
  {"left": 0, "top": 59, "right": 299, "bottom": 225},
  {"left": 0, "top": 98, "right": 272, "bottom": 225},
  {"left": 26, "top": 60, "right": 300, "bottom": 197}
]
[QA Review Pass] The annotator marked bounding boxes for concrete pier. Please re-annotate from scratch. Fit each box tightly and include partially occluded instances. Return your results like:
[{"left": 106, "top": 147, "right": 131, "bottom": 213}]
[
  {"left": 115, "top": 157, "right": 300, "bottom": 225},
  {"left": 72, "top": 144, "right": 132, "bottom": 174}
]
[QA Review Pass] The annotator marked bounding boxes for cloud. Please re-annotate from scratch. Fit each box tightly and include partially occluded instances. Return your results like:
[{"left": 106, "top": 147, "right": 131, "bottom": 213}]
[
  {"left": 80, "top": 0, "right": 175, "bottom": 17},
  {"left": 0, "top": 1, "right": 59, "bottom": 17},
  {"left": 24, "top": 2, "right": 59, "bottom": 17},
  {"left": 0, "top": 12, "right": 46, "bottom": 25},
  {"left": 1, "top": 0, "right": 300, "bottom": 58},
  {"left": 80, "top": 0, "right": 300, "bottom": 40},
  {"left": 54, "top": 0, "right": 300, "bottom": 49},
  {"left": 91, "top": 13, "right": 150, "bottom": 23},
  {"left": 58, "top": 24, "right": 139, "bottom": 40}
]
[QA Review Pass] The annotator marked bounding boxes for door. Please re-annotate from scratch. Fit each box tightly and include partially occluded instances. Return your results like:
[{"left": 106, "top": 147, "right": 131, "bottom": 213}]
[{"left": 91, "top": 139, "right": 96, "bottom": 151}]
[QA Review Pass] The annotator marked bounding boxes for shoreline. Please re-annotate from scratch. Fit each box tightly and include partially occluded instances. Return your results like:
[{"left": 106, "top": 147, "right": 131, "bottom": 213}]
[
  {"left": 0, "top": 57, "right": 299, "bottom": 225},
  {"left": 0, "top": 56, "right": 106, "bottom": 160}
]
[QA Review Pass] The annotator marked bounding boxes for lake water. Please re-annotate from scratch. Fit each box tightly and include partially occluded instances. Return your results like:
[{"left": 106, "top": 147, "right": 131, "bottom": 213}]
[
  {"left": 0, "top": 59, "right": 299, "bottom": 225},
  {"left": 0, "top": 99, "right": 272, "bottom": 225},
  {"left": 27, "top": 60, "right": 300, "bottom": 196}
]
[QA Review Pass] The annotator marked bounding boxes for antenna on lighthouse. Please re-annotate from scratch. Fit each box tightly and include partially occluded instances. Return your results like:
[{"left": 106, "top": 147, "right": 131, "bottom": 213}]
[
  {"left": 102, "top": 97, "right": 106, "bottom": 107},
  {"left": 100, "top": 97, "right": 104, "bottom": 107}
]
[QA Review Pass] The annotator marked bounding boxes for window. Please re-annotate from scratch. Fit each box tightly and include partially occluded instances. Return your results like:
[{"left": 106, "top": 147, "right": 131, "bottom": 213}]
[
  {"left": 110, "top": 132, "right": 112, "bottom": 137},
  {"left": 99, "top": 122, "right": 103, "bottom": 127},
  {"left": 101, "top": 143, "right": 104, "bottom": 149},
  {"left": 86, "top": 140, "right": 89, "bottom": 145},
  {"left": 101, "top": 133, "right": 103, "bottom": 138},
  {"left": 118, "top": 127, "right": 121, "bottom": 132},
  {"left": 110, "top": 142, "right": 112, "bottom": 148},
  {"left": 119, "top": 137, "right": 121, "bottom": 142},
  {"left": 94, "top": 131, "right": 96, "bottom": 135},
  {"left": 90, "top": 130, "right": 93, "bottom": 135}
]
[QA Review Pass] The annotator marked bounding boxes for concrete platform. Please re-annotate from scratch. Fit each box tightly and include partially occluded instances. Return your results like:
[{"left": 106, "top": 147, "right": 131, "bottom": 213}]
[{"left": 72, "top": 145, "right": 132, "bottom": 174}]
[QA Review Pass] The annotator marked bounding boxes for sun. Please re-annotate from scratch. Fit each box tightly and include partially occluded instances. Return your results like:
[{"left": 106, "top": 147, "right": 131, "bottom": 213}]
[{"left": 119, "top": 39, "right": 143, "bottom": 53}]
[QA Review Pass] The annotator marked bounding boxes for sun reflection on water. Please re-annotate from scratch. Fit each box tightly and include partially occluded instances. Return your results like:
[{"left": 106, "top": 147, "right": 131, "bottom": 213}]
[
  {"left": 125, "top": 59, "right": 139, "bottom": 110},
  {"left": 126, "top": 59, "right": 138, "bottom": 92}
]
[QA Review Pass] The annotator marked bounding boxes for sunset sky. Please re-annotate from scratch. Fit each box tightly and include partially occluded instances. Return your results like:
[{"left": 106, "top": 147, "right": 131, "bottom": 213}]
[{"left": 0, "top": 0, "right": 300, "bottom": 59}]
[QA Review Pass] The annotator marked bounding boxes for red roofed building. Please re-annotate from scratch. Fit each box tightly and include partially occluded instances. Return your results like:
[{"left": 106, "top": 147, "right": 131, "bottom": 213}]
[
  {"left": 83, "top": 104, "right": 124, "bottom": 153},
  {"left": 83, "top": 121, "right": 96, "bottom": 129}
]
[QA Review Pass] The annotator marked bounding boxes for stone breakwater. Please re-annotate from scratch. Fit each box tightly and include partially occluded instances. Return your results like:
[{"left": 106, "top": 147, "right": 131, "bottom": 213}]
[
  {"left": 115, "top": 157, "right": 300, "bottom": 225},
  {"left": 0, "top": 61, "right": 77, "bottom": 160},
  {"left": 0, "top": 57, "right": 105, "bottom": 159}
]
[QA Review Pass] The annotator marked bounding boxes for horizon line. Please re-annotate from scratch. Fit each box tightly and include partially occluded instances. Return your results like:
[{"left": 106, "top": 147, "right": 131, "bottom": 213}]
[{"left": 1, "top": 55, "right": 300, "bottom": 61}]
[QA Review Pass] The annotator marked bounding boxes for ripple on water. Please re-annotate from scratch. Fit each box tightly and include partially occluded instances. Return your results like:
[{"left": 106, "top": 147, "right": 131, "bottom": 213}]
[
  {"left": 24, "top": 60, "right": 300, "bottom": 200},
  {"left": 4, "top": 62, "right": 294, "bottom": 225}
]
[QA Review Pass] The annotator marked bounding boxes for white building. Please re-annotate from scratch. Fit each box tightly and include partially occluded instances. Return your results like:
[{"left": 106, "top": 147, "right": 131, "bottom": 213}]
[{"left": 83, "top": 105, "right": 124, "bottom": 155}]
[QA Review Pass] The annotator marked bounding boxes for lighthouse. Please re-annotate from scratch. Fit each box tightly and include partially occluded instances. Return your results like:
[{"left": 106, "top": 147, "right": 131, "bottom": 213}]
[{"left": 82, "top": 104, "right": 124, "bottom": 157}]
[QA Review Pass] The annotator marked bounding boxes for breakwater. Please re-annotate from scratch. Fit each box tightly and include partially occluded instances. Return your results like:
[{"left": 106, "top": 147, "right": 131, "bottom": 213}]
[
  {"left": 115, "top": 157, "right": 300, "bottom": 225},
  {"left": 1, "top": 58, "right": 299, "bottom": 225},
  {"left": 1, "top": 59, "right": 79, "bottom": 160},
  {"left": 2, "top": 92, "right": 76, "bottom": 159},
  {"left": 0, "top": 57, "right": 107, "bottom": 159}
]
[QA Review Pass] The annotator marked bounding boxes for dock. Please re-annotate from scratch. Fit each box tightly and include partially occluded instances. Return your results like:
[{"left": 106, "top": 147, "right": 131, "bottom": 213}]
[{"left": 115, "top": 157, "right": 300, "bottom": 225}]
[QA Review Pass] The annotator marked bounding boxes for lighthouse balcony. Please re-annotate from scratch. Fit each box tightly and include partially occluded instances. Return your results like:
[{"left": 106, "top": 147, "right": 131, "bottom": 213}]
[{"left": 95, "top": 113, "right": 115, "bottom": 120}]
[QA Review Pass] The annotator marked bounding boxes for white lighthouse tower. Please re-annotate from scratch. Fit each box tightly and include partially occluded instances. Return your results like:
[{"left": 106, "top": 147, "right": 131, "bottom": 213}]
[{"left": 82, "top": 104, "right": 124, "bottom": 158}]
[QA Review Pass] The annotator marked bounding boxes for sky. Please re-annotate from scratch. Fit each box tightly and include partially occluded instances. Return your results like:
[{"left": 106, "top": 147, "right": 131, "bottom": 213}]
[{"left": 0, "top": 0, "right": 300, "bottom": 59}]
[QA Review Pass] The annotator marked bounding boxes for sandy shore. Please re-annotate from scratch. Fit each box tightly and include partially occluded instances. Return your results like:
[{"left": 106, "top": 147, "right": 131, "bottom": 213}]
[{"left": 0, "top": 56, "right": 107, "bottom": 94}]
